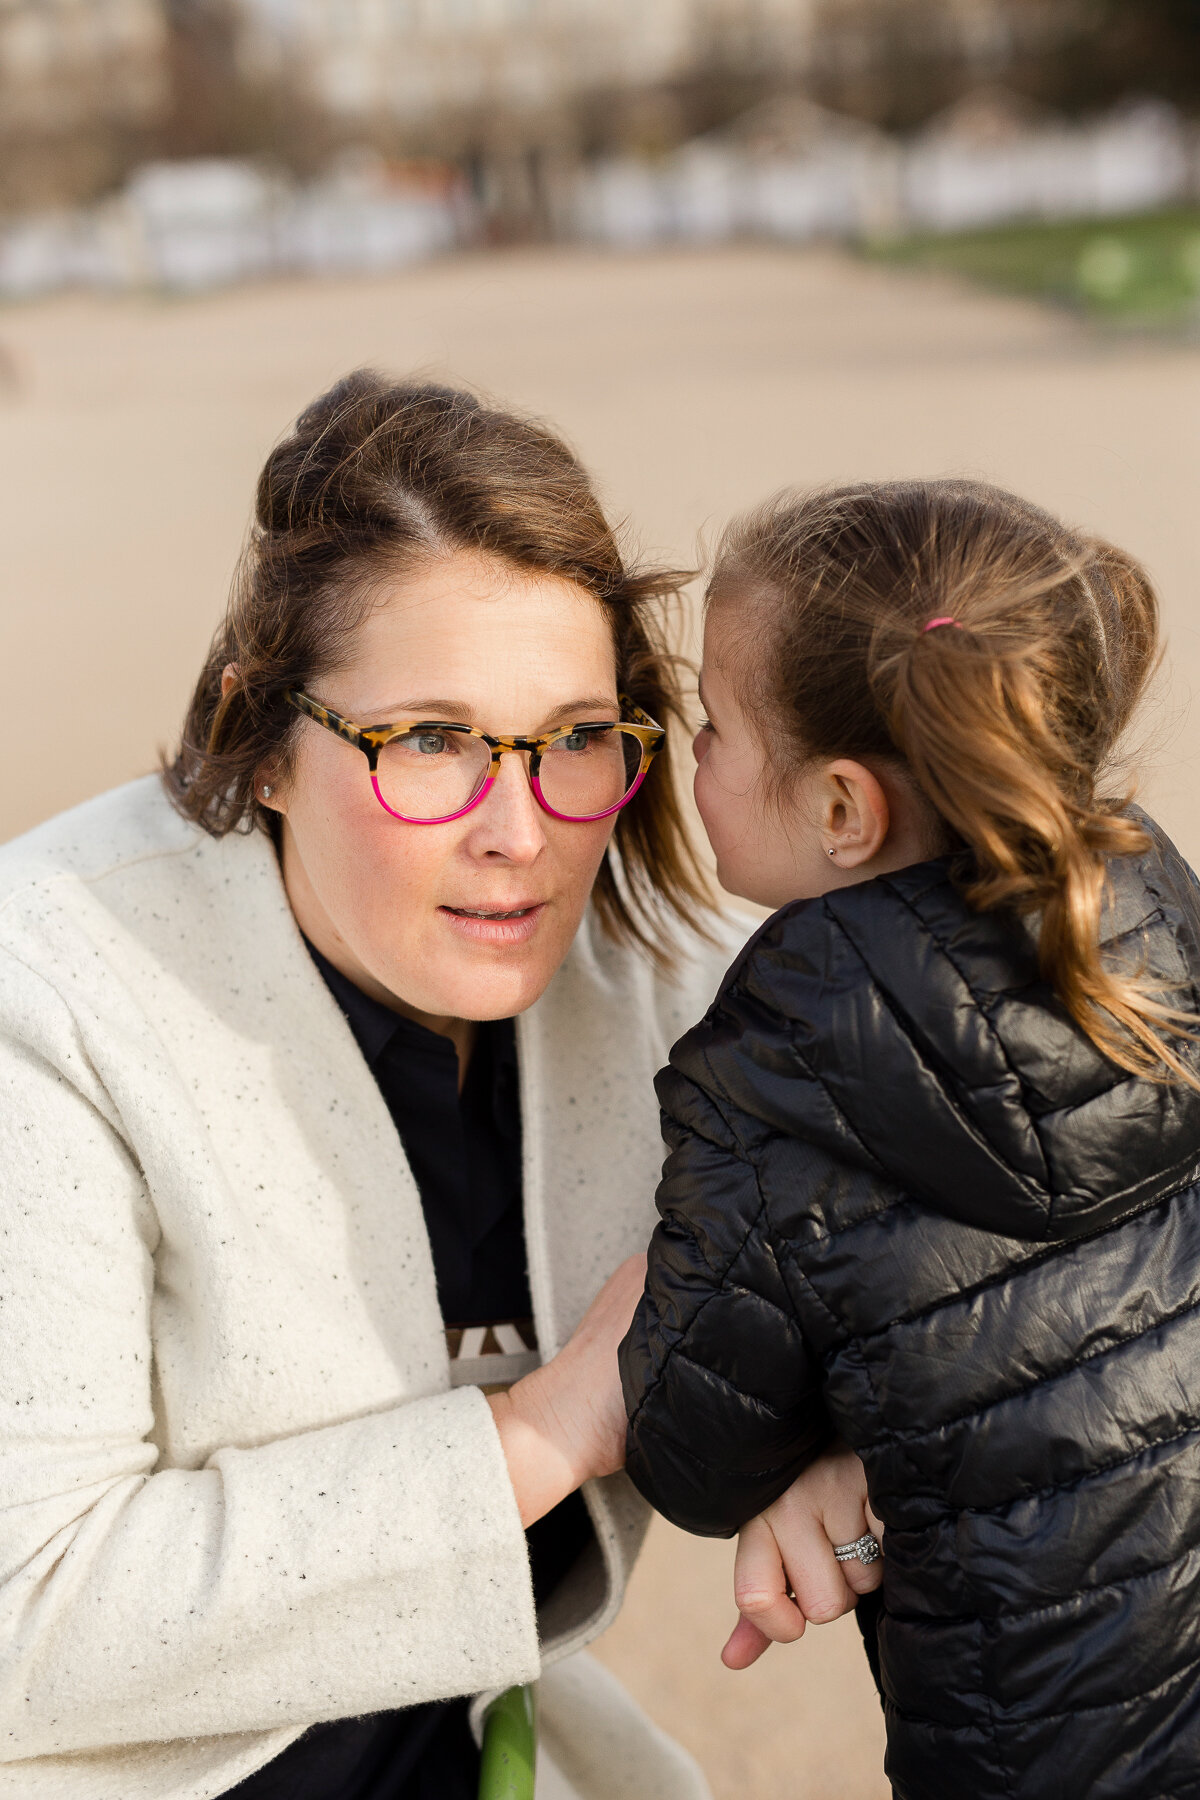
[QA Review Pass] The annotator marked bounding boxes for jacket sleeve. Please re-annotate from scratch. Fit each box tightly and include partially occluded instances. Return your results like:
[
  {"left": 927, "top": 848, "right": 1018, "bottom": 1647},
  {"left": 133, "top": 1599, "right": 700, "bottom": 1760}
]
[
  {"left": 0, "top": 951, "right": 539, "bottom": 1760},
  {"left": 619, "top": 1059, "right": 833, "bottom": 1538}
]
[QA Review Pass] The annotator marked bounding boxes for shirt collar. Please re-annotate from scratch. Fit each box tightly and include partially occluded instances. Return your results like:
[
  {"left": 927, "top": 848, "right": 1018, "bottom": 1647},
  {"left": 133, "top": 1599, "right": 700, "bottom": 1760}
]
[{"left": 305, "top": 939, "right": 457, "bottom": 1069}]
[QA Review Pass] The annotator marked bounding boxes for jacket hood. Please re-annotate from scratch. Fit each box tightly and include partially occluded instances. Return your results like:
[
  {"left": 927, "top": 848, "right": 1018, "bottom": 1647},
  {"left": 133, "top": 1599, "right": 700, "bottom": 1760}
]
[{"left": 702, "top": 814, "right": 1200, "bottom": 1243}]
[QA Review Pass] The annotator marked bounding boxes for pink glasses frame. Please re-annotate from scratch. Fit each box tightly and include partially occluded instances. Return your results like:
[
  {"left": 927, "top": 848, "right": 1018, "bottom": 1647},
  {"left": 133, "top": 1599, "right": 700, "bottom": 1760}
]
[{"left": 286, "top": 689, "right": 665, "bottom": 824}]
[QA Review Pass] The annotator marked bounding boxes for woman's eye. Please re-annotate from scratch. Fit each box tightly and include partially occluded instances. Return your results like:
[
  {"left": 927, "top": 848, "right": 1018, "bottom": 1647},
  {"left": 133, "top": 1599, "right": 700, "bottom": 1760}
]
[
  {"left": 556, "top": 725, "right": 615, "bottom": 753},
  {"left": 412, "top": 731, "right": 450, "bottom": 756},
  {"left": 697, "top": 717, "right": 714, "bottom": 735}
]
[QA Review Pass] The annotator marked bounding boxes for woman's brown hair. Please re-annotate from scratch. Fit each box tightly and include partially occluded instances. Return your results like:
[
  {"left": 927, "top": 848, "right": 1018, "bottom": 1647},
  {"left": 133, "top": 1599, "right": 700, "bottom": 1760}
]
[
  {"left": 709, "top": 477, "right": 1194, "bottom": 1084},
  {"left": 165, "top": 369, "right": 711, "bottom": 968}
]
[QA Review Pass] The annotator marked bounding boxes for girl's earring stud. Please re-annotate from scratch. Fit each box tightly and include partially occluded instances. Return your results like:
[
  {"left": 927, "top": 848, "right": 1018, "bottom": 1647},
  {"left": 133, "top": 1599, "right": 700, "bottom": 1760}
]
[
  {"left": 827, "top": 846, "right": 837, "bottom": 858},
  {"left": 261, "top": 785, "right": 273, "bottom": 799}
]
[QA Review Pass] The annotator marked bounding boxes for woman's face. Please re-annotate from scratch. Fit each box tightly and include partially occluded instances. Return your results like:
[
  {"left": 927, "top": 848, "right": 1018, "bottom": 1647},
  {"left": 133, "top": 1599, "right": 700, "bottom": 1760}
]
[{"left": 270, "top": 550, "right": 622, "bottom": 1025}]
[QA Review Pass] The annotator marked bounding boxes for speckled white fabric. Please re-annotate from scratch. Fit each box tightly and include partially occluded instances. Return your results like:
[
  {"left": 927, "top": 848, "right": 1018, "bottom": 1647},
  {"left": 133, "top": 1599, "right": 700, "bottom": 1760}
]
[{"left": 0, "top": 778, "right": 746, "bottom": 1800}]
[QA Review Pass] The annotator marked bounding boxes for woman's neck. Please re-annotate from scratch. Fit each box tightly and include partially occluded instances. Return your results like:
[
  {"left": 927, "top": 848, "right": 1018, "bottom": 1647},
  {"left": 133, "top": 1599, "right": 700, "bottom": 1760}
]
[{"left": 325, "top": 946, "right": 479, "bottom": 1089}]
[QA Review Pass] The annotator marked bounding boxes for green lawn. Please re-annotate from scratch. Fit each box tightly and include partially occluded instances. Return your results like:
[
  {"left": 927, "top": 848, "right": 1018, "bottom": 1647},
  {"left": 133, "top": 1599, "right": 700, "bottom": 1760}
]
[{"left": 864, "top": 210, "right": 1200, "bottom": 324}]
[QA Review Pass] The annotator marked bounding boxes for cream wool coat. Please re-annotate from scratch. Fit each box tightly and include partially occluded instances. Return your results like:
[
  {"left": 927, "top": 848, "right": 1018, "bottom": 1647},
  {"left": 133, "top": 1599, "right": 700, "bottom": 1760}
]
[{"left": 0, "top": 777, "right": 748, "bottom": 1800}]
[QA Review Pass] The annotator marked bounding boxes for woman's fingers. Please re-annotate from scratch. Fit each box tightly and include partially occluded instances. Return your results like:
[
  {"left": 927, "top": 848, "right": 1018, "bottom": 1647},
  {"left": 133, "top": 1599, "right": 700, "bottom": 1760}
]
[
  {"left": 727, "top": 1515, "right": 806, "bottom": 1656},
  {"left": 721, "top": 1449, "right": 885, "bottom": 1669},
  {"left": 764, "top": 1443, "right": 882, "bottom": 1615},
  {"left": 768, "top": 1486, "right": 858, "bottom": 1624},
  {"left": 496, "top": 1253, "right": 651, "bottom": 1525},
  {"left": 720, "top": 1612, "right": 773, "bottom": 1671}
]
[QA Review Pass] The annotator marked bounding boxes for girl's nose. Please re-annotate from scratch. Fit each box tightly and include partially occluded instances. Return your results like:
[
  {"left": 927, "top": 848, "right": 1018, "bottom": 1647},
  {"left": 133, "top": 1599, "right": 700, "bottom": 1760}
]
[{"left": 466, "top": 751, "right": 547, "bottom": 862}]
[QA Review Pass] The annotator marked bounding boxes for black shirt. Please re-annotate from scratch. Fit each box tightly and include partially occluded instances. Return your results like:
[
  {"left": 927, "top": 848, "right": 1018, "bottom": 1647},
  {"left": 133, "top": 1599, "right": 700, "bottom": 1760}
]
[
  {"left": 223, "top": 946, "right": 590, "bottom": 1800},
  {"left": 324, "top": 960, "right": 531, "bottom": 1329}
]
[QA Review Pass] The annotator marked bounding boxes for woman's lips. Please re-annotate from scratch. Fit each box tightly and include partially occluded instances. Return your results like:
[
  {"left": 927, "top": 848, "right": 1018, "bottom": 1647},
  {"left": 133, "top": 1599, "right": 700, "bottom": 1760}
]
[{"left": 438, "top": 902, "right": 547, "bottom": 946}]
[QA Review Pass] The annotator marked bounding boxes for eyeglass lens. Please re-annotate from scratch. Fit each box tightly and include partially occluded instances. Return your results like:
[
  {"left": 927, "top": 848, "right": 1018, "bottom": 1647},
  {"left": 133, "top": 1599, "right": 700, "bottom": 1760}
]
[{"left": 373, "top": 725, "right": 644, "bottom": 821}]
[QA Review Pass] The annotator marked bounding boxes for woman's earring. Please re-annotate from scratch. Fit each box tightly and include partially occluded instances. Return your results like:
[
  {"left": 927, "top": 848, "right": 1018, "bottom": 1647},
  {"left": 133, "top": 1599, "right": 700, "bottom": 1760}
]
[
  {"left": 827, "top": 846, "right": 837, "bottom": 858},
  {"left": 261, "top": 785, "right": 273, "bottom": 799}
]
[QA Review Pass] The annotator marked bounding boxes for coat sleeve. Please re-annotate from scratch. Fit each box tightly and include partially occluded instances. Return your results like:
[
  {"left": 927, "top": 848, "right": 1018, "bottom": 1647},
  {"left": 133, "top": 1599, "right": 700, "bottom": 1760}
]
[
  {"left": 0, "top": 951, "right": 539, "bottom": 1760},
  {"left": 619, "top": 1059, "right": 833, "bottom": 1538}
]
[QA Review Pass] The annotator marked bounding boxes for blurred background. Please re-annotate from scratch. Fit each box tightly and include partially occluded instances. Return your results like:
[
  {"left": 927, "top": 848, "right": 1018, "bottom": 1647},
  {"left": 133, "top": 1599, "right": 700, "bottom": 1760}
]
[{"left": 3, "top": 3, "right": 1200, "bottom": 1796}]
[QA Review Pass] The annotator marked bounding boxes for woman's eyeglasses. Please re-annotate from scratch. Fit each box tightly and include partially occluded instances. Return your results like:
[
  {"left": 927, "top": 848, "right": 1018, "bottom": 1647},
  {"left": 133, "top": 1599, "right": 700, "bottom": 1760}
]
[{"left": 286, "top": 690, "right": 665, "bottom": 824}]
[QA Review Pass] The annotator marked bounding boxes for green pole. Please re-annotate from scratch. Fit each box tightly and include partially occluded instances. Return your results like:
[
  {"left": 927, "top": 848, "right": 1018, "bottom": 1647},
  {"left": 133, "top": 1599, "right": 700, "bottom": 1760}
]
[{"left": 478, "top": 1683, "right": 537, "bottom": 1800}]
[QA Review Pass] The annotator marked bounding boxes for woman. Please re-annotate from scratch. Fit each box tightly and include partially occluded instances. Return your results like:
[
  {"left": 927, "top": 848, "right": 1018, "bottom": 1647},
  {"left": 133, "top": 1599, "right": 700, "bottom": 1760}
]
[{"left": 0, "top": 372, "right": 877, "bottom": 1800}]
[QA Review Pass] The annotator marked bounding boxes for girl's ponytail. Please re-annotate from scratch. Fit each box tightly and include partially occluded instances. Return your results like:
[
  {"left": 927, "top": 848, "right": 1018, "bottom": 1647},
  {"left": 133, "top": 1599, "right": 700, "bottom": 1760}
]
[{"left": 710, "top": 480, "right": 1195, "bottom": 1087}]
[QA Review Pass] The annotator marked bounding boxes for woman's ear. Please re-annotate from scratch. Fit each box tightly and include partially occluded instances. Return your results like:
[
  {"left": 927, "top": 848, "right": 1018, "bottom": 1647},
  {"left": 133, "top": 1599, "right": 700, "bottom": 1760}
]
[
  {"left": 821, "top": 759, "right": 890, "bottom": 869},
  {"left": 221, "top": 663, "right": 285, "bottom": 813}
]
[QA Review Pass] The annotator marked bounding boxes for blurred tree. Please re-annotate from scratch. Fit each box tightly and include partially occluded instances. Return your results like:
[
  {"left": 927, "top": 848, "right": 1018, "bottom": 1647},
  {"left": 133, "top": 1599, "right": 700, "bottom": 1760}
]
[
  {"left": 161, "top": 0, "right": 335, "bottom": 170},
  {"left": 0, "top": 0, "right": 169, "bottom": 212},
  {"left": 1083, "top": 0, "right": 1200, "bottom": 107},
  {"left": 805, "top": 0, "right": 1200, "bottom": 127}
]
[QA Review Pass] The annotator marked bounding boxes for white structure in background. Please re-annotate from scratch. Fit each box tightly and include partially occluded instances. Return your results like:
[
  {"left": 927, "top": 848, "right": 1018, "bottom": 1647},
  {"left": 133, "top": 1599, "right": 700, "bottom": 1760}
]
[
  {"left": 282, "top": 151, "right": 465, "bottom": 276},
  {"left": 126, "top": 160, "right": 281, "bottom": 290},
  {"left": 0, "top": 151, "right": 474, "bottom": 298},
  {"left": 572, "top": 90, "right": 1196, "bottom": 250},
  {"left": 722, "top": 97, "right": 901, "bottom": 239},
  {"left": 2, "top": 85, "right": 1195, "bottom": 298},
  {"left": 903, "top": 90, "right": 1193, "bottom": 231},
  {"left": 234, "top": 0, "right": 817, "bottom": 127},
  {"left": 0, "top": 207, "right": 131, "bottom": 297},
  {"left": 573, "top": 99, "right": 900, "bottom": 246},
  {"left": 0, "top": 0, "right": 167, "bottom": 139}
]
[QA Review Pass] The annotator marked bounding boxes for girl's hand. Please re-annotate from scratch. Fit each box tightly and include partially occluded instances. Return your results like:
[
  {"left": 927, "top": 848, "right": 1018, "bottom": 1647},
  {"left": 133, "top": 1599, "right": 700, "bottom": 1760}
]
[
  {"left": 722, "top": 1441, "right": 883, "bottom": 1670},
  {"left": 488, "top": 1254, "right": 645, "bottom": 1527}
]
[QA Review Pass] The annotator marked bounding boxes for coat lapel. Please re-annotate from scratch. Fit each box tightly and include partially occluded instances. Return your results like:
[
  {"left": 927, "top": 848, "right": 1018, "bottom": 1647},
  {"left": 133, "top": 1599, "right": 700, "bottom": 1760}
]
[{"left": 518, "top": 910, "right": 672, "bottom": 1361}]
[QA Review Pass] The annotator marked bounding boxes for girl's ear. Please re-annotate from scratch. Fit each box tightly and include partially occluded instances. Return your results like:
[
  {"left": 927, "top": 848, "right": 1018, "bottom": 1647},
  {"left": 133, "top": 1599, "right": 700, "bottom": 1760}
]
[{"left": 821, "top": 759, "right": 890, "bottom": 868}]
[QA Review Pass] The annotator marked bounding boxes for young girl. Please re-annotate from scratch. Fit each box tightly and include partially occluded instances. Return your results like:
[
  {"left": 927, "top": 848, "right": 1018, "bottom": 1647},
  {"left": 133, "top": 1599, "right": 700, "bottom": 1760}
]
[{"left": 620, "top": 479, "right": 1200, "bottom": 1800}]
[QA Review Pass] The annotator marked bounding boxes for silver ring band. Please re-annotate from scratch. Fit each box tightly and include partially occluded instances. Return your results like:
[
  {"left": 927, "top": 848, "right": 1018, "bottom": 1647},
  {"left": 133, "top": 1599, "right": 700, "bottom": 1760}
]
[{"left": 833, "top": 1532, "right": 881, "bottom": 1566}]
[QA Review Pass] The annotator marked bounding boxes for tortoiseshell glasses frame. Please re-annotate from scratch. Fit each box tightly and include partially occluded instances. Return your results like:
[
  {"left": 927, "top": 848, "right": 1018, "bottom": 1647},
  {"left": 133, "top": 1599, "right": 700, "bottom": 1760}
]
[{"left": 286, "top": 689, "right": 665, "bottom": 824}]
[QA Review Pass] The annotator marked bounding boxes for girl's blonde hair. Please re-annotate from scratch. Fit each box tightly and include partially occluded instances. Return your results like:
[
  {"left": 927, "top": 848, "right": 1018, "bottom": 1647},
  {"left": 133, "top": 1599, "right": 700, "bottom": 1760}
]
[{"left": 708, "top": 477, "right": 1193, "bottom": 1084}]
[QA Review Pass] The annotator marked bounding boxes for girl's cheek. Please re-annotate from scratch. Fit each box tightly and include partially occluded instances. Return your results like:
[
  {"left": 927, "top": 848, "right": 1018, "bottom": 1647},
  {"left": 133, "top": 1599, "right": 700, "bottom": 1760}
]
[
  {"left": 693, "top": 758, "right": 723, "bottom": 840},
  {"left": 692, "top": 728, "right": 711, "bottom": 765}
]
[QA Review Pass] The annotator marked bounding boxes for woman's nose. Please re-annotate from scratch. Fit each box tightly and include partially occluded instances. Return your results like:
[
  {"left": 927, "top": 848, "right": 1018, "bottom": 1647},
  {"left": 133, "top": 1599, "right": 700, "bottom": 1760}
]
[{"left": 466, "top": 752, "right": 547, "bottom": 861}]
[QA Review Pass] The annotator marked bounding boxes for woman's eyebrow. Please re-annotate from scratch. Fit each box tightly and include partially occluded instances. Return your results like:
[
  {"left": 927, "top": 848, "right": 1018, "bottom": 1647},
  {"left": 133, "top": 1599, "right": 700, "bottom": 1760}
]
[
  {"left": 366, "top": 696, "right": 620, "bottom": 726},
  {"left": 540, "top": 696, "right": 620, "bottom": 725},
  {"left": 369, "top": 699, "right": 475, "bottom": 721}
]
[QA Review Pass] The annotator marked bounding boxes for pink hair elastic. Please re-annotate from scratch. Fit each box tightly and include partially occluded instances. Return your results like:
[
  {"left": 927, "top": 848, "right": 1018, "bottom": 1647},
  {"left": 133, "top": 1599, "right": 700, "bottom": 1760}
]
[{"left": 923, "top": 616, "right": 962, "bottom": 632}]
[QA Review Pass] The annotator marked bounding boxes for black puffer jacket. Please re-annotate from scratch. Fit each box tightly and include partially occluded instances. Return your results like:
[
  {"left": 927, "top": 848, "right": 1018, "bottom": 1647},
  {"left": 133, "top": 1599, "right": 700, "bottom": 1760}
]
[{"left": 621, "top": 818, "right": 1200, "bottom": 1800}]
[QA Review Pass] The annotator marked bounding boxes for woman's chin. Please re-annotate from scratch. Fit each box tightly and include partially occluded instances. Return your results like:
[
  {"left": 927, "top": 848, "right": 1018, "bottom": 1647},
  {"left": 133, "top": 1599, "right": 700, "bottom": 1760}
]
[{"left": 421, "top": 904, "right": 572, "bottom": 1020}]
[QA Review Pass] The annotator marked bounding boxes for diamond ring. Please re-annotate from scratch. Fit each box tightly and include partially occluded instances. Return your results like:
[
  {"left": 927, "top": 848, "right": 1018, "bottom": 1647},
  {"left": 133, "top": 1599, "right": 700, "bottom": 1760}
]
[{"left": 832, "top": 1532, "right": 881, "bottom": 1566}]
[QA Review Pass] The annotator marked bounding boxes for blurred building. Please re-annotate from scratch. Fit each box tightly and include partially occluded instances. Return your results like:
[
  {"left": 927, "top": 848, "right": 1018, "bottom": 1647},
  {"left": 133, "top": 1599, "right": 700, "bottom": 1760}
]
[
  {"left": 0, "top": 0, "right": 169, "bottom": 207},
  {"left": 234, "top": 0, "right": 818, "bottom": 130},
  {"left": 230, "top": 0, "right": 822, "bottom": 226},
  {"left": 1, "top": 0, "right": 1193, "bottom": 253},
  {"left": 227, "top": 0, "right": 1095, "bottom": 230}
]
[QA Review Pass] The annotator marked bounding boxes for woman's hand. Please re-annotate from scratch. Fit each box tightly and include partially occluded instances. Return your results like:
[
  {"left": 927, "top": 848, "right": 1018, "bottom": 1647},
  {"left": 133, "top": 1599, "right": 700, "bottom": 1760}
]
[
  {"left": 487, "top": 1254, "right": 645, "bottom": 1528},
  {"left": 722, "top": 1441, "right": 883, "bottom": 1670}
]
